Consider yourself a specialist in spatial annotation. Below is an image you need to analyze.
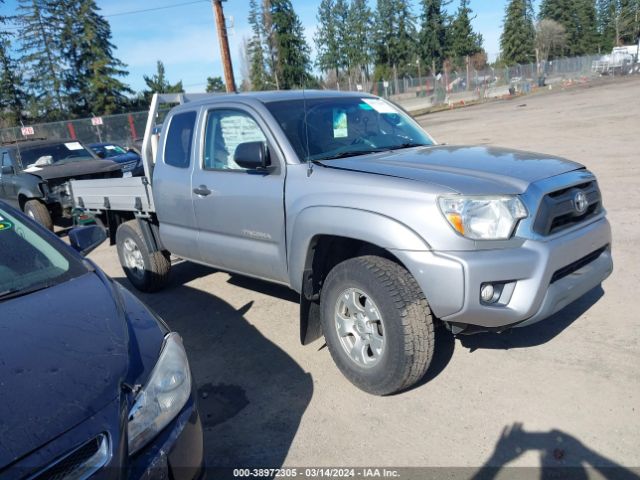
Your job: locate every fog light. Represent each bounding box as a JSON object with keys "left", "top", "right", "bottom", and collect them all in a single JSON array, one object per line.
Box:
[{"left": 481, "top": 284, "right": 496, "bottom": 303}]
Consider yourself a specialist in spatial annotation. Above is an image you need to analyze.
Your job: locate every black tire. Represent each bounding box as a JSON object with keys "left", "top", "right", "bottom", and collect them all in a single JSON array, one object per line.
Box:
[
  {"left": 320, "top": 255, "right": 435, "bottom": 395},
  {"left": 23, "top": 199, "right": 53, "bottom": 230},
  {"left": 116, "top": 220, "right": 170, "bottom": 292}
]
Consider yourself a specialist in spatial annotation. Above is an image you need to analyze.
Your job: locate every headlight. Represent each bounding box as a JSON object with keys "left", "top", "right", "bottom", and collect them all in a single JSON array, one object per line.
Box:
[
  {"left": 128, "top": 333, "right": 191, "bottom": 455},
  {"left": 438, "top": 195, "right": 528, "bottom": 240}
]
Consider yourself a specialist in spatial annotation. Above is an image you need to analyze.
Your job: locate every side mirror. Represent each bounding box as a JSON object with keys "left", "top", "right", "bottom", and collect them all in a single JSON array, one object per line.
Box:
[
  {"left": 234, "top": 141, "right": 271, "bottom": 170},
  {"left": 95, "top": 151, "right": 106, "bottom": 159},
  {"left": 1, "top": 165, "right": 14, "bottom": 175},
  {"left": 69, "top": 225, "right": 107, "bottom": 256}
]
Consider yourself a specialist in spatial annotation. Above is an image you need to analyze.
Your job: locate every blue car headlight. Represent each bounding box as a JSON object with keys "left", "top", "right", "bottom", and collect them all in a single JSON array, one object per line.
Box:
[{"left": 127, "top": 333, "right": 191, "bottom": 455}]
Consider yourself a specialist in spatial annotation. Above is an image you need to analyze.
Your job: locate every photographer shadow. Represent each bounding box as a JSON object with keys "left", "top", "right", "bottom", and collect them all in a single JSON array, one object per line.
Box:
[
  {"left": 472, "top": 423, "right": 640, "bottom": 480},
  {"left": 115, "top": 261, "right": 313, "bottom": 469}
]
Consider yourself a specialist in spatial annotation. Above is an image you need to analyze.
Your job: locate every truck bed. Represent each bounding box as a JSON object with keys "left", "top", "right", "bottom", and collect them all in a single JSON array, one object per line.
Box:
[{"left": 70, "top": 176, "right": 155, "bottom": 214}]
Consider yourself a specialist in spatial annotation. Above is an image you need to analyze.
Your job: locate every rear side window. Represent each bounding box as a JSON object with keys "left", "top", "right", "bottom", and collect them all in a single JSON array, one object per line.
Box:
[{"left": 164, "top": 111, "right": 196, "bottom": 169}]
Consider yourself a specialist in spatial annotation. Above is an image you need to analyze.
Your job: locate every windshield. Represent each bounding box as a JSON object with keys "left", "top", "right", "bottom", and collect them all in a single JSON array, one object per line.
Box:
[
  {"left": 266, "top": 97, "right": 434, "bottom": 161},
  {"left": 0, "top": 206, "right": 88, "bottom": 302},
  {"left": 91, "top": 144, "right": 128, "bottom": 158},
  {"left": 19, "top": 142, "right": 96, "bottom": 168}
]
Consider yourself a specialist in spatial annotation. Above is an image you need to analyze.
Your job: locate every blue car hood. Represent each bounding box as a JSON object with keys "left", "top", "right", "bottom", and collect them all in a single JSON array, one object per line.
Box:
[
  {"left": 0, "top": 272, "right": 129, "bottom": 467},
  {"left": 109, "top": 152, "right": 140, "bottom": 164}
]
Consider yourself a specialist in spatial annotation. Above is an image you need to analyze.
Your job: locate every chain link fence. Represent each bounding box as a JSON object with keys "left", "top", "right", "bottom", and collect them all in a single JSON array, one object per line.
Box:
[
  {"left": 334, "top": 54, "right": 619, "bottom": 113},
  {"left": 0, "top": 111, "right": 149, "bottom": 149},
  {"left": 1, "top": 54, "right": 635, "bottom": 145}
]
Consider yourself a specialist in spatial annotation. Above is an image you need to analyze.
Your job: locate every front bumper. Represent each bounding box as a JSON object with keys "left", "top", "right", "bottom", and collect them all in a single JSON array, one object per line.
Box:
[{"left": 395, "top": 216, "right": 612, "bottom": 330}]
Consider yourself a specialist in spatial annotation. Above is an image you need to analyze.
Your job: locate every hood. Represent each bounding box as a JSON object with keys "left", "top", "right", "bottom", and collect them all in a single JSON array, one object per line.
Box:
[
  {"left": 0, "top": 272, "right": 129, "bottom": 467},
  {"left": 318, "top": 145, "right": 584, "bottom": 194},
  {"left": 27, "top": 159, "right": 122, "bottom": 181},
  {"left": 107, "top": 152, "right": 140, "bottom": 164}
]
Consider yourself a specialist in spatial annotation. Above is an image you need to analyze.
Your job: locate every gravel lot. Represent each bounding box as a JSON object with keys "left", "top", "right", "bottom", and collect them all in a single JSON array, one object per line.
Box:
[{"left": 89, "top": 77, "right": 640, "bottom": 475}]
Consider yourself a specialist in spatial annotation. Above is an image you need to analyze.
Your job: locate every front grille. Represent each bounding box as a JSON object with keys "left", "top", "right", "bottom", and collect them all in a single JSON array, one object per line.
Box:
[
  {"left": 533, "top": 181, "right": 602, "bottom": 236},
  {"left": 30, "top": 433, "right": 110, "bottom": 480},
  {"left": 122, "top": 160, "right": 138, "bottom": 171},
  {"left": 550, "top": 245, "right": 608, "bottom": 284}
]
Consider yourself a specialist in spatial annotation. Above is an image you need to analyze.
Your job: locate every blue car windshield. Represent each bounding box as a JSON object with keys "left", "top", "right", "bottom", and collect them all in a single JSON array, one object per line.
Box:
[
  {"left": 0, "top": 207, "right": 87, "bottom": 301},
  {"left": 266, "top": 97, "right": 434, "bottom": 161},
  {"left": 92, "top": 144, "right": 128, "bottom": 158}
]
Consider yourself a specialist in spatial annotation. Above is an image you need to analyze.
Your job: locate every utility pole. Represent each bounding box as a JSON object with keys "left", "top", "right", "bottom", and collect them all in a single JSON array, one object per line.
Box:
[{"left": 211, "top": 0, "right": 236, "bottom": 93}]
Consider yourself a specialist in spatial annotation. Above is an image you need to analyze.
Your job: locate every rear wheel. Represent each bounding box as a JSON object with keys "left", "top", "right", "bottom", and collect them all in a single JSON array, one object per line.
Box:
[
  {"left": 116, "top": 220, "right": 170, "bottom": 292},
  {"left": 23, "top": 199, "right": 53, "bottom": 230},
  {"left": 320, "top": 255, "right": 435, "bottom": 395}
]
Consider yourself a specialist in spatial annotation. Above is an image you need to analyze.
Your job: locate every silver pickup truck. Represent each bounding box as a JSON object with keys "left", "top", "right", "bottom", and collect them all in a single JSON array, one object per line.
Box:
[{"left": 71, "top": 92, "right": 613, "bottom": 395}]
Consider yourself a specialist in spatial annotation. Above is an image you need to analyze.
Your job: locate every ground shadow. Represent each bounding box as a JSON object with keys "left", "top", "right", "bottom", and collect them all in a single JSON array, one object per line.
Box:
[
  {"left": 472, "top": 423, "right": 640, "bottom": 480},
  {"left": 459, "top": 286, "right": 604, "bottom": 352},
  {"left": 114, "top": 262, "right": 313, "bottom": 470}
]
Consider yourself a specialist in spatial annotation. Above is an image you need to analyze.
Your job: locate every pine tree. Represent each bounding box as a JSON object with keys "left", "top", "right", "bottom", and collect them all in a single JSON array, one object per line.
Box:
[
  {"left": 448, "top": 0, "right": 483, "bottom": 61},
  {"left": 1, "top": 2, "right": 27, "bottom": 126},
  {"left": 57, "top": 0, "right": 130, "bottom": 116},
  {"left": 206, "top": 76, "right": 226, "bottom": 92},
  {"left": 143, "top": 61, "right": 184, "bottom": 102},
  {"left": 17, "top": 0, "right": 66, "bottom": 119},
  {"left": 597, "top": 0, "right": 617, "bottom": 50},
  {"left": 247, "top": 0, "right": 270, "bottom": 90},
  {"left": 315, "top": 0, "right": 341, "bottom": 79},
  {"left": 419, "top": 0, "right": 449, "bottom": 73},
  {"left": 500, "top": 0, "right": 535, "bottom": 65},
  {"left": 345, "top": 0, "right": 373, "bottom": 80},
  {"left": 576, "top": 0, "right": 599, "bottom": 54},
  {"left": 268, "top": 0, "right": 312, "bottom": 89},
  {"left": 374, "top": 0, "right": 417, "bottom": 74}
]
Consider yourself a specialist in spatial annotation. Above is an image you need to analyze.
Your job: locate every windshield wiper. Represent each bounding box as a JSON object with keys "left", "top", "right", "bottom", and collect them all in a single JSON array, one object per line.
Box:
[
  {"left": 384, "top": 142, "right": 431, "bottom": 151},
  {"left": 316, "top": 149, "right": 388, "bottom": 161},
  {"left": 0, "top": 283, "right": 54, "bottom": 302}
]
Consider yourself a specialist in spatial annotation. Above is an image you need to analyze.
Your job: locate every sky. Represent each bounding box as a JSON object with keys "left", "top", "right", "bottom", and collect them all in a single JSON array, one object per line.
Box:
[{"left": 1, "top": 0, "right": 541, "bottom": 93}]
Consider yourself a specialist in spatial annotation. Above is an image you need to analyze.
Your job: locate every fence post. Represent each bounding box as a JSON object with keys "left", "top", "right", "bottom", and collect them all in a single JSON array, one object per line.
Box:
[
  {"left": 128, "top": 114, "right": 138, "bottom": 143},
  {"left": 67, "top": 122, "right": 77, "bottom": 140}
]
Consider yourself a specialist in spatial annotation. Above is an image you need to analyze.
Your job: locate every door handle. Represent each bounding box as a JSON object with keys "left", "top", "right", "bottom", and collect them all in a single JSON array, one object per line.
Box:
[{"left": 193, "top": 185, "right": 212, "bottom": 197}]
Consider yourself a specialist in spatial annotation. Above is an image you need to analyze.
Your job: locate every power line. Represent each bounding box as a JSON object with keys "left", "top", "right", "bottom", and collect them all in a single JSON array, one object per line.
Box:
[{"left": 103, "top": 0, "right": 209, "bottom": 18}]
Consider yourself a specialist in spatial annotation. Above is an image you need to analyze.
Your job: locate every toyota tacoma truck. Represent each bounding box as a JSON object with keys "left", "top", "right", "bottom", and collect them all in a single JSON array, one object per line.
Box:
[
  {"left": 0, "top": 138, "right": 122, "bottom": 229},
  {"left": 70, "top": 92, "right": 613, "bottom": 395}
]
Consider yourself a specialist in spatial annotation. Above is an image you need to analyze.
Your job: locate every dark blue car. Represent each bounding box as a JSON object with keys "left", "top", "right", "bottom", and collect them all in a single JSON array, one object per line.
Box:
[
  {"left": 88, "top": 143, "right": 144, "bottom": 177},
  {"left": 0, "top": 201, "right": 203, "bottom": 478}
]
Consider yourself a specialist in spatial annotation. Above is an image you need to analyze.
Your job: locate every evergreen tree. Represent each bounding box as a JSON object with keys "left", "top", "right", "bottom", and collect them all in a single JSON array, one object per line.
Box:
[
  {"left": 419, "top": 0, "right": 449, "bottom": 73},
  {"left": 17, "top": 0, "right": 66, "bottom": 119},
  {"left": 268, "top": 0, "right": 312, "bottom": 89},
  {"left": 598, "top": 0, "right": 618, "bottom": 50},
  {"left": 57, "top": 0, "right": 130, "bottom": 116},
  {"left": 315, "top": 0, "right": 342, "bottom": 79},
  {"left": 247, "top": 0, "right": 270, "bottom": 90},
  {"left": 373, "top": 0, "right": 417, "bottom": 74},
  {"left": 500, "top": 0, "right": 535, "bottom": 65},
  {"left": 345, "top": 0, "right": 373, "bottom": 80},
  {"left": 448, "top": 0, "right": 483, "bottom": 61},
  {"left": 1, "top": 2, "right": 27, "bottom": 125},
  {"left": 206, "top": 76, "right": 226, "bottom": 92},
  {"left": 540, "top": 0, "right": 600, "bottom": 55},
  {"left": 143, "top": 61, "right": 183, "bottom": 102}
]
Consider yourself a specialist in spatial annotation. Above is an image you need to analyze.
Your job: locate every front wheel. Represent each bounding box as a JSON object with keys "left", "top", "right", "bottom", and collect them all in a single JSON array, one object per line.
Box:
[
  {"left": 23, "top": 199, "right": 53, "bottom": 230},
  {"left": 320, "top": 256, "right": 435, "bottom": 395},
  {"left": 116, "top": 220, "right": 170, "bottom": 292}
]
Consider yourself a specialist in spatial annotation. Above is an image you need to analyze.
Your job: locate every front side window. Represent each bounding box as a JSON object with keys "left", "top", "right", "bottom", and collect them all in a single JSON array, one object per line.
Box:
[
  {"left": 266, "top": 97, "right": 434, "bottom": 161},
  {"left": 0, "top": 206, "right": 87, "bottom": 301},
  {"left": 164, "top": 111, "right": 197, "bottom": 169},
  {"left": 1, "top": 152, "right": 12, "bottom": 170},
  {"left": 203, "top": 109, "right": 266, "bottom": 170}
]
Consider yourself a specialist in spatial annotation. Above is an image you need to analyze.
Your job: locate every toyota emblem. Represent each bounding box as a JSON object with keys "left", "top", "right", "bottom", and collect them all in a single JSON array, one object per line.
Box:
[{"left": 574, "top": 191, "right": 588, "bottom": 214}]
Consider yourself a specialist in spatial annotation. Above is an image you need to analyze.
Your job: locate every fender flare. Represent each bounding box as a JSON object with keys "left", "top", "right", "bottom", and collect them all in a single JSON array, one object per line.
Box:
[{"left": 288, "top": 206, "right": 430, "bottom": 292}]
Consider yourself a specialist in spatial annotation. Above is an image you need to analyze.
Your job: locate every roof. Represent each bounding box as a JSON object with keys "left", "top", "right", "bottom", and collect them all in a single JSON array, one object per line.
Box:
[
  {"left": 172, "top": 89, "right": 377, "bottom": 110},
  {"left": 1, "top": 139, "right": 80, "bottom": 150}
]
